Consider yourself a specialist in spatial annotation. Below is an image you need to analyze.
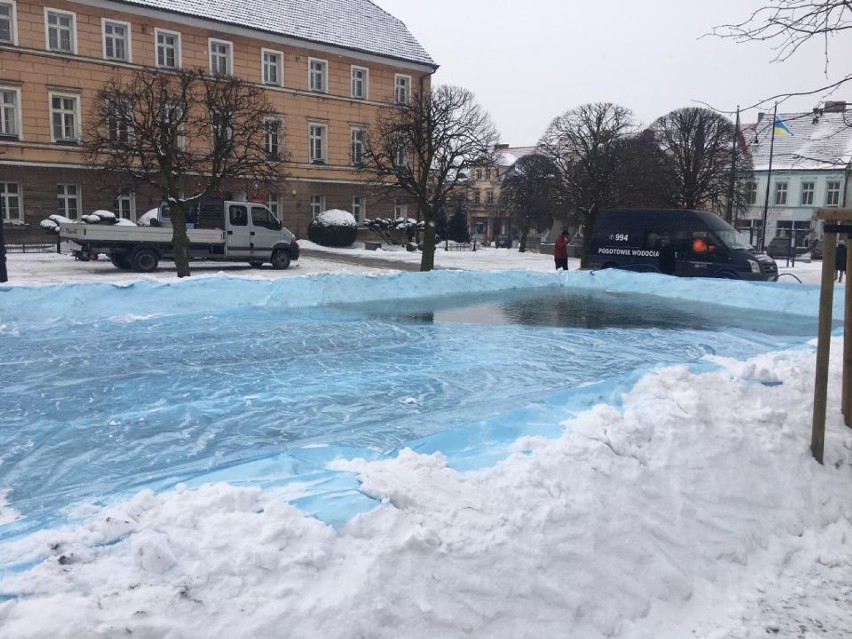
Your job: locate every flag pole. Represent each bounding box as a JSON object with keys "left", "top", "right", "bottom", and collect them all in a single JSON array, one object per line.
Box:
[
  {"left": 760, "top": 103, "right": 777, "bottom": 251},
  {"left": 726, "top": 106, "right": 740, "bottom": 224}
]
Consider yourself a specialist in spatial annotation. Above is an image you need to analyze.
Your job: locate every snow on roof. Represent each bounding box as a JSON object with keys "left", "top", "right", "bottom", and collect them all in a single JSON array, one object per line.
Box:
[
  {"left": 746, "top": 110, "right": 852, "bottom": 172},
  {"left": 495, "top": 145, "right": 539, "bottom": 167},
  {"left": 112, "top": 0, "right": 436, "bottom": 67}
]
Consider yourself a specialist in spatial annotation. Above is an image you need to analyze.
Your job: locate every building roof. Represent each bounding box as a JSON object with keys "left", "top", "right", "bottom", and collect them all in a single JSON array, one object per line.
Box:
[
  {"left": 745, "top": 109, "right": 852, "bottom": 172},
  {"left": 113, "top": 0, "right": 437, "bottom": 68},
  {"left": 495, "top": 145, "right": 538, "bottom": 167}
]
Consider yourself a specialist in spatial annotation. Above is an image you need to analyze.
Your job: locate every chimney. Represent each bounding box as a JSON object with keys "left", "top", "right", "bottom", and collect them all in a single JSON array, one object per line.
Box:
[
  {"left": 757, "top": 112, "right": 765, "bottom": 123},
  {"left": 824, "top": 101, "right": 847, "bottom": 113}
]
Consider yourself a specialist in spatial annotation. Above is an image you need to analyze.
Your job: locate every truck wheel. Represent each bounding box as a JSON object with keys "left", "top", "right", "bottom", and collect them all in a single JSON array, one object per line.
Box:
[
  {"left": 132, "top": 248, "right": 159, "bottom": 273},
  {"left": 715, "top": 270, "right": 738, "bottom": 280},
  {"left": 249, "top": 261, "right": 264, "bottom": 269},
  {"left": 271, "top": 249, "right": 291, "bottom": 270},
  {"left": 110, "top": 254, "right": 132, "bottom": 270}
]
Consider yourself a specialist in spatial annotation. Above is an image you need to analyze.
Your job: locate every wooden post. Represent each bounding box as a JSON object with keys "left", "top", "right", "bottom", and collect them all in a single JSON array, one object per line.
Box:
[
  {"left": 812, "top": 230, "right": 837, "bottom": 464},
  {"left": 845, "top": 236, "right": 852, "bottom": 425}
]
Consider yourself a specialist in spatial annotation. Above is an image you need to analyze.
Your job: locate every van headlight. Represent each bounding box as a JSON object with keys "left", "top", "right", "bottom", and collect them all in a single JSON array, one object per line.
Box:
[{"left": 747, "top": 259, "right": 760, "bottom": 273}]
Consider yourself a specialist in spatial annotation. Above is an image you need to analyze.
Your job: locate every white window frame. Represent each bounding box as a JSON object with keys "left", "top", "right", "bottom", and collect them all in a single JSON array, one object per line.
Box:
[
  {"left": 774, "top": 181, "right": 788, "bottom": 206},
  {"left": 747, "top": 180, "right": 758, "bottom": 205},
  {"left": 394, "top": 200, "right": 408, "bottom": 219},
  {"left": 262, "top": 49, "right": 283, "bottom": 86},
  {"left": 49, "top": 92, "right": 80, "bottom": 143},
  {"left": 394, "top": 141, "right": 408, "bottom": 168},
  {"left": 155, "top": 28, "right": 181, "bottom": 69},
  {"left": 208, "top": 38, "right": 232, "bottom": 76},
  {"left": 394, "top": 74, "right": 411, "bottom": 104},
  {"left": 158, "top": 103, "right": 185, "bottom": 149},
  {"left": 351, "top": 65, "right": 368, "bottom": 100},
  {"left": 106, "top": 98, "right": 131, "bottom": 142},
  {"left": 308, "top": 58, "right": 327, "bottom": 93},
  {"left": 310, "top": 194, "right": 326, "bottom": 218},
  {"left": 102, "top": 18, "right": 131, "bottom": 62},
  {"left": 308, "top": 122, "right": 327, "bottom": 163},
  {"left": 0, "top": 86, "right": 21, "bottom": 139},
  {"left": 826, "top": 180, "right": 842, "bottom": 207},
  {"left": 57, "top": 183, "right": 80, "bottom": 219},
  {"left": 45, "top": 7, "right": 76, "bottom": 54},
  {"left": 800, "top": 181, "right": 815, "bottom": 206},
  {"left": 0, "top": 182, "right": 22, "bottom": 222},
  {"left": 0, "top": 1, "right": 19, "bottom": 46},
  {"left": 114, "top": 190, "right": 136, "bottom": 221},
  {"left": 264, "top": 117, "right": 282, "bottom": 158},
  {"left": 350, "top": 127, "right": 366, "bottom": 166},
  {"left": 352, "top": 196, "right": 365, "bottom": 223},
  {"left": 266, "top": 193, "right": 280, "bottom": 218}
]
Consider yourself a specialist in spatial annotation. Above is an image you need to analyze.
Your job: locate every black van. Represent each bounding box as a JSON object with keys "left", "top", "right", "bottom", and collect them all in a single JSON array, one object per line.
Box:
[{"left": 588, "top": 209, "right": 778, "bottom": 281}]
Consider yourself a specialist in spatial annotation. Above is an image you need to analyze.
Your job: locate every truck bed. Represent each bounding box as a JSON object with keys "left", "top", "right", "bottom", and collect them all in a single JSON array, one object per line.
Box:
[{"left": 59, "top": 223, "right": 224, "bottom": 247}]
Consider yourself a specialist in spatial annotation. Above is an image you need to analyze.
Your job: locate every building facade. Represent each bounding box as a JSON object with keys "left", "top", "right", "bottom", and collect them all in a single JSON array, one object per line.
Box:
[
  {"left": 466, "top": 144, "right": 542, "bottom": 246},
  {"left": 0, "top": 0, "right": 436, "bottom": 242},
  {"left": 738, "top": 103, "right": 852, "bottom": 251}
]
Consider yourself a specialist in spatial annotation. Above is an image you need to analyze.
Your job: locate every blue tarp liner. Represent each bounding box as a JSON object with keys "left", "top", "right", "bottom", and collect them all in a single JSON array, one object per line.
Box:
[{"left": 0, "top": 270, "right": 834, "bottom": 542}]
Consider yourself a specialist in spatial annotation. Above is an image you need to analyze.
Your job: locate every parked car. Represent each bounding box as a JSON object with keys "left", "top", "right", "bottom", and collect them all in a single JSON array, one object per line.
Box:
[{"left": 766, "top": 236, "right": 806, "bottom": 259}]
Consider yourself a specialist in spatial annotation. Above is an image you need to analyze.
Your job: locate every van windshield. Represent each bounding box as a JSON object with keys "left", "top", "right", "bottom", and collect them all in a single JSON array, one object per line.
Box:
[{"left": 714, "top": 230, "right": 754, "bottom": 251}]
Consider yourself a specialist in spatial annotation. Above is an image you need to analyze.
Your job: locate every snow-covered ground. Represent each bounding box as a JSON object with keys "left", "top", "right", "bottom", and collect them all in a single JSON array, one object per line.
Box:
[{"left": 0, "top": 247, "right": 851, "bottom": 639}]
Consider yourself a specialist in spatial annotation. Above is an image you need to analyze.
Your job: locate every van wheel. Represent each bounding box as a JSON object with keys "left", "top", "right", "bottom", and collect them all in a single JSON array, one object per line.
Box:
[
  {"left": 132, "top": 248, "right": 159, "bottom": 273},
  {"left": 249, "top": 261, "right": 264, "bottom": 269},
  {"left": 271, "top": 249, "right": 291, "bottom": 270},
  {"left": 110, "top": 254, "right": 132, "bottom": 270},
  {"left": 715, "top": 270, "right": 738, "bottom": 280}
]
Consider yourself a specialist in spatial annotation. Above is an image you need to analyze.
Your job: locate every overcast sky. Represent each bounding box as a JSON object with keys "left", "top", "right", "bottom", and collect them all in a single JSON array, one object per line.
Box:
[{"left": 373, "top": 0, "right": 852, "bottom": 145}]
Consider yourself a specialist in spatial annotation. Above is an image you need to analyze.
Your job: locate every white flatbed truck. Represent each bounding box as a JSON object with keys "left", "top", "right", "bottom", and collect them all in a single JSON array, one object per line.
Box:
[{"left": 59, "top": 199, "right": 300, "bottom": 272}]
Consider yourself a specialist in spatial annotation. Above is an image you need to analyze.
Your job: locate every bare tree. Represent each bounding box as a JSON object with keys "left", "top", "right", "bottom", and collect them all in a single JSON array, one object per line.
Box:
[
  {"left": 610, "top": 132, "right": 679, "bottom": 210},
  {"left": 651, "top": 108, "right": 754, "bottom": 215},
  {"left": 361, "top": 84, "right": 499, "bottom": 271},
  {"left": 538, "top": 103, "right": 636, "bottom": 267},
  {"left": 500, "top": 154, "right": 563, "bottom": 252},
  {"left": 711, "top": 1, "right": 852, "bottom": 105},
  {"left": 84, "top": 67, "right": 287, "bottom": 277}
]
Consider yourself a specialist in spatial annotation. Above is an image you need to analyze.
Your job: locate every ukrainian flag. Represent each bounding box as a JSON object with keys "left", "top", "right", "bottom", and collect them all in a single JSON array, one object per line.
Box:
[{"left": 774, "top": 115, "right": 793, "bottom": 136}]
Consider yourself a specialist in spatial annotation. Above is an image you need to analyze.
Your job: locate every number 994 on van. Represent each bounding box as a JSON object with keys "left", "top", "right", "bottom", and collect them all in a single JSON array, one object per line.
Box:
[{"left": 588, "top": 209, "right": 778, "bottom": 281}]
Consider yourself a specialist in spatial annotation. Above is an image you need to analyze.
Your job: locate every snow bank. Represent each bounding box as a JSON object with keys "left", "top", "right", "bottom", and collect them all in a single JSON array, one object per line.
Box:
[
  {"left": 2, "top": 268, "right": 840, "bottom": 331},
  {"left": 0, "top": 270, "right": 558, "bottom": 328},
  {"left": 1, "top": 344, "right": 850, "bottom": 638}
]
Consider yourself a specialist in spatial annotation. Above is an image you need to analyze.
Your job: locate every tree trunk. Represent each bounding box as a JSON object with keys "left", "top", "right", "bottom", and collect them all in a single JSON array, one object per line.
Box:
[
  {"left": 420, "top": 208, "right": 436, "bottom": 272},
  {"left": 170, "top": 204, "right": 192, "bottom": 278},
  {"left": 518, "top": 220, "right": 531, "bottom": 253}
]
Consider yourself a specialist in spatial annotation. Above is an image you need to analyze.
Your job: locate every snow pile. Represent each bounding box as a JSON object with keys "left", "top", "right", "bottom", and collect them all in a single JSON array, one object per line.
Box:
[{"left": 0, "top": 344, "right": 850, "bottom": 638}]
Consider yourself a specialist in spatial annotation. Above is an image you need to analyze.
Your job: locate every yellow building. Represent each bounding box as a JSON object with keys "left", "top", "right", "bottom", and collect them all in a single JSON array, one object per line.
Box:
[{"left": 0, "top": 0, "right": 436, "bottom": 241}]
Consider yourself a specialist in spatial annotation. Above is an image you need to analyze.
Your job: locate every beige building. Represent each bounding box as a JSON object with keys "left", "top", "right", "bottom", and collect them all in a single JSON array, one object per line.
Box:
[
  {"left": 467, "top": 144, "right": 540, "bottom": 245},
  {"left": 0, "top": 0, "right": 436, "bottom": 242}
]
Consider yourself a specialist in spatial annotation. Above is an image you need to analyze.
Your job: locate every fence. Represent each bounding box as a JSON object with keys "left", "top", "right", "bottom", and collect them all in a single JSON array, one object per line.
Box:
[{"left": 5, "top": 242, "right": 57, "bottom": 254}]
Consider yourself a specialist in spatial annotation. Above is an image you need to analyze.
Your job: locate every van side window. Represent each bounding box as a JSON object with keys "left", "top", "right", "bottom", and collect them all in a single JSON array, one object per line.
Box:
[
  {"left": 251, "top": 205, "right": 279, "bottom": 230},
  {"left": 229, "top": 205, "right": 248, "bottom": 226}
]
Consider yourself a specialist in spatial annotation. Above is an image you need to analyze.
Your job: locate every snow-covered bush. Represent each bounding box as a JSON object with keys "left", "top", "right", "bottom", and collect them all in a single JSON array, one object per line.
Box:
[
  {"left": 39, "top": 214, "right": 77, "bottom": 233},
  {"left": 308, "top": 209, "right": 357, "bottom": 247},
  {"left": 85, "top": 210, "right": 118, "bottom": 224},
  {"left": 363, "top": 217, "right": 423, "bottom": 246},
  {"left": 136, "top": 208, "right": 160, "bottom": 226}
]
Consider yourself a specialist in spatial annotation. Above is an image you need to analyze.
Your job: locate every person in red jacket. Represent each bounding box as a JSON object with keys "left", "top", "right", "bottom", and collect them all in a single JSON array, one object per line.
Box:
[{"left": 554, "top": 229, "right": 569, "bottom": 270}]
